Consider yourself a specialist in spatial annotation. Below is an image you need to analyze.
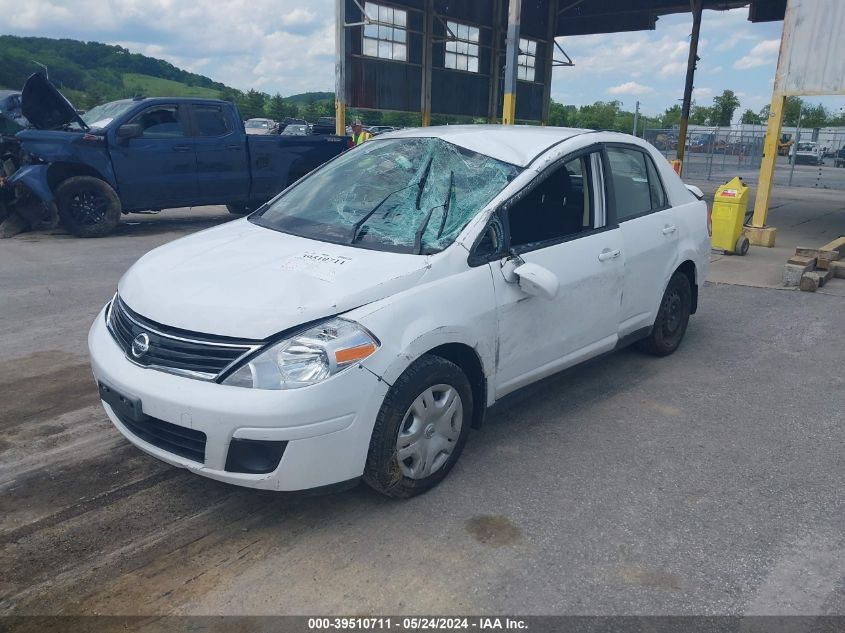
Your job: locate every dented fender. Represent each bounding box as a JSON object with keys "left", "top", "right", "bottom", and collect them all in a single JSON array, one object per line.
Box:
[{"left": 5, "top": 164, "right": 53, "bottom": 203}]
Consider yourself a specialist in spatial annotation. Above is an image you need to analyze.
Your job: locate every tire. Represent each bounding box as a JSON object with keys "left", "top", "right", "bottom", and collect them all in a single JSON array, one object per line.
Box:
[
  {"left": 226, "top": 204, "right": 250, "bottom": 215},
  {"left": 55, "top": 176, "right": 121, "bottom": 238},
  {"left": 363, "top": 355, "right": 473, "bottom": 498},
  {"left": 735, "top": 235, "right": 750, "bottom": 256},
  {"left": 636, "top": 271, "right": 692, "bottom": 357}
]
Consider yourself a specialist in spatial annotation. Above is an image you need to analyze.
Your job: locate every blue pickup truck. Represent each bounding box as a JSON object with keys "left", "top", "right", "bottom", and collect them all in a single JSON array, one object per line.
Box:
[{"left": 7, "top": 74, "right": 349, "bottom": 237}]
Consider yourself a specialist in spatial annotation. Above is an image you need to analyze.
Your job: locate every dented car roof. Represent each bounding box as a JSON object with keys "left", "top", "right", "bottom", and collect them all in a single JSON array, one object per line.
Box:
[{"left": 380, "top": 124, "right": 594, "bottom": 167}]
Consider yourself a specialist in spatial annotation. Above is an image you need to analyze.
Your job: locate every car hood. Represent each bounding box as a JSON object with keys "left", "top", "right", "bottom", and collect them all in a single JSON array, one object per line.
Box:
[
  {"left": 118, "top": 219, "right": 431, "bottom": 340},
  {"left": 21, "top": 72, "right": 88, "bottom": 131}
]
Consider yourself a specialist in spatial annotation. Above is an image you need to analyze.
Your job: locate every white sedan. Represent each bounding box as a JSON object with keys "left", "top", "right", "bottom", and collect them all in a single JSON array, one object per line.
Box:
[{"left": 88, "top": 125, "right": 710, "bottom": 498}]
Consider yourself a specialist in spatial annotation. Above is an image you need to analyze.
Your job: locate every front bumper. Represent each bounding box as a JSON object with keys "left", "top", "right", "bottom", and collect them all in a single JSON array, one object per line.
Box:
[{"left": 88, "top": 307, "right": 389, "bottom": 491}]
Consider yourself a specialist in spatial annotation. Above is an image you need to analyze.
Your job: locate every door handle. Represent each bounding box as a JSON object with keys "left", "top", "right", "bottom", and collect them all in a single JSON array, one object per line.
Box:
[
  {"left": 172, "top": 145, "right": 192, "bottom": 152},
  {"left": 598, "top": 249, "right": 621, "bottom": 262},
  {"left": 662, "top": 225, "right": 678, "bottom": 235},
  {"left": 225, "top": 145, "right": 242, "bottom": 151}
]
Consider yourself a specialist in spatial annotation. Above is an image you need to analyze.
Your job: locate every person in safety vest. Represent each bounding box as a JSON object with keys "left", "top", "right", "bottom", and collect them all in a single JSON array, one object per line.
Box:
[{"left": 351, "top": 119, "right": 372, "bottom": 145}]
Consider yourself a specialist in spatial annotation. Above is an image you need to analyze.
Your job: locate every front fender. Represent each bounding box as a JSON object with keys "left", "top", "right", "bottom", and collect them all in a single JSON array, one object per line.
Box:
[{"left": 6, "top": 164, "right": 53, "bottom": 204}]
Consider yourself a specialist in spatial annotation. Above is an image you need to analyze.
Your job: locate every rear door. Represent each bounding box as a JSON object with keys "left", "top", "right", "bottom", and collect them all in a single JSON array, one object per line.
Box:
[
  {"left": 109, "top": 103, "right": 198, "bottom": 209},
  {"left": 484, "top": 148, "right": 624, "bottom": 396},
  {"left": 605, "top": 145, "right": 679, "bottom": 336},
  {"left": 189, "top": 103, "right": 250, "bottom": 204}
]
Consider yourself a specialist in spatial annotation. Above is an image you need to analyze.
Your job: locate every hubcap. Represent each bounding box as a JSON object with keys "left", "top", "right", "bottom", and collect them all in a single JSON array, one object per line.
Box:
[
  {"left": 664, "top": 290, "right": 682, "bottom": 335},
  {"left": 396, "top": 384, "right": 463, "bottom": 480}
]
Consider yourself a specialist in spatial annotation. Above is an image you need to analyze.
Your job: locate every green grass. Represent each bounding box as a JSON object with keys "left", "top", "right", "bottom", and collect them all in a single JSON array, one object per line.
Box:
[{"left": 122, "top": 73, "right": 221, "bottom": 98}]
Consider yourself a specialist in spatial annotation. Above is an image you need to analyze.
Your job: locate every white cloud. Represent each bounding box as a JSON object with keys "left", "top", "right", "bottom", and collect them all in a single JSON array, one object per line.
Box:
[
  {"left": 608, "top": 81, "right": 655, "bottom": 95},
  {"left": 660, "top": 62, "right": 687, "bottom": 77},
  {"left": 734, "top": 39, "right": 780, "bottom": 70},
  {"left": 693, "top": 87, "right": 713, "bottom": 99}
]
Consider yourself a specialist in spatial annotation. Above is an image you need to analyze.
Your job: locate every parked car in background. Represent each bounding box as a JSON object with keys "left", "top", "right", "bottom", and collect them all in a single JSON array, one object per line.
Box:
[
  {"left": 790, "top": 141, "right": 824, "bottom": 165},
  {"left": 367, "top": 126, "right": 398, "bottom": 136},
  {"left": 312, "top": 116, "right": 337, "bottom": 135},
  {"left": 281, "top": 124, "right": 309, "bottom": 136},
  {"left": 834, "top": 147, "right": 845, "bottom": 168},
  {"left": 89, "top": 125, "right": 710, "bottom": 498},
  {"left": 6, "top": 73, "right": 348, "bottom": 236},
  {"left": 278, "top": 117, "right": 308, "bottom": 133},
  {"left": 245, "top": 118, "right": 277, "bottom": 135}
]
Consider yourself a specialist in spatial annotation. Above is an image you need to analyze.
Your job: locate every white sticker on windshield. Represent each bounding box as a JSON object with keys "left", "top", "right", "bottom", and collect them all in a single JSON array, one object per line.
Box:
[{"left": 280, "top": 251, "right": 353, "bottom": 282}]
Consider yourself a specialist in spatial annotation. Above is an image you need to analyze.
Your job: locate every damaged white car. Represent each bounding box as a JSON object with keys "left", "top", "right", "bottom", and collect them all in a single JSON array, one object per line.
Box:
[{"left": 88, "top": 125, "right": 710, "bottom": 498}]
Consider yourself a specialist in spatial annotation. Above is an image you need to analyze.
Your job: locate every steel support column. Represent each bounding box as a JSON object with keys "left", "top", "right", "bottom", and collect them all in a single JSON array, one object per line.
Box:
[
  {"left": 749, "top": 3, "right": 794, "bottom": 246},
  {"left": 420, "top": 0, "right": 434, "bottom": 126},
  {"left": 676, "top": 0, "right": 702, "bottom": 172},
  {"left": 487, "top": 0, "right": 503, "bottom": 123},
  {"left": 334, "top": 0, "right": 346, "bottom": 136},
  {"left": 540, "top": 0, "right": 558, "bottom": 125},
  {"left": 502, "top": 0, "right": 521, "bottom": 125}
]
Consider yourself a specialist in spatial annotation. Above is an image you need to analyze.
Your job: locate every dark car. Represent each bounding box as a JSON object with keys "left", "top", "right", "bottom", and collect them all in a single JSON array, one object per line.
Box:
[
  {"left": 311, "top": 116, "right": 337, "bottom": 135},
  {"left": 278, "top": 117, "right": 308, "bottom": 133},
  {"left": 5, "top": 74, "right": 350, "bottom": 237}
]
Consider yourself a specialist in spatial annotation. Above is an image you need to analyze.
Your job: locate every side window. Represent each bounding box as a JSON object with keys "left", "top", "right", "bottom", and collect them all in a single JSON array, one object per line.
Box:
[
  {"left": 130, "top": 105, "right": 183, "bottom": 138},
  {"left": 507, "top": 154, "right": 595, "bottom": 250},
  {"left": 645, "top": 155, "right": 667, "bottom": 209},
  {"left": 193, "top": 104, "right": 231, "bottom": 137},
  {"left": 472, "top": 214, "right": 505, "bottom": 263},
  {"left": 606, "top": 146, "right": 666, "bottom": 221}
]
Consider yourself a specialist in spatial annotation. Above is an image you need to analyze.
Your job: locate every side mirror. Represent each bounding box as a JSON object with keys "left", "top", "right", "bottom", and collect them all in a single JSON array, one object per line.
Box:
[
  {"left": 116, "top": 123, "right": 142, "bottom": 140},
  {"left": 513, "top": 262, "right": 559, "bottom": 300}
]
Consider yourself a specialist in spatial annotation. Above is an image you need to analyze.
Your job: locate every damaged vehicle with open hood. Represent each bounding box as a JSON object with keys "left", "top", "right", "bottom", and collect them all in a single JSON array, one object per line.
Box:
[
  {"left": 89, "top": 125, "right": 711, "bottom": 498},
  {"left": 4, "top": 73, "right": 348, "bottom": 238}
]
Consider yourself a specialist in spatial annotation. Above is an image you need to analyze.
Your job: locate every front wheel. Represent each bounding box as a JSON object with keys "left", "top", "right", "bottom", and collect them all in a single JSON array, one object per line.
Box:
[
  {"left": 364, "top": 355, "right": 473, "bottom": 498},
  {"left": 637, "top": 271, "right": 692, "bottom": 357},
  {"left": 55, "top": 176, "right": 121, "bottom": 237}
]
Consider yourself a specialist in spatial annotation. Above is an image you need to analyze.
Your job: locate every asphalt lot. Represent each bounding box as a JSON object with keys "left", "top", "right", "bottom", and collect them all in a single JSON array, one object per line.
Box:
[{"left": 0, "top": 206, "right": 844, "bottom": 617}]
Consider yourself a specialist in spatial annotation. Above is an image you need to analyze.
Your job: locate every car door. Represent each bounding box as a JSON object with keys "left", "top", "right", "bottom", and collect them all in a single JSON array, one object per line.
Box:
[
  {"left": 482, "top": 149, "right": 624, "bottom": 397},
  {"left": 190, "top": 103, "right": 250, "bottom": 204},
  {"left": 109, "top": 103, "right": 198, "bottom": 209},
  {"left": 605, "top": 145, "right": 679, "bottom": 336}
]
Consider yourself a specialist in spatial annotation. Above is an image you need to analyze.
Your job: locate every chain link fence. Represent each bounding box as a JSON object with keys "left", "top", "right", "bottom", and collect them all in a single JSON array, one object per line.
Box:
[{"left": 644, "top": 126, "right": 845, "bottom": 190}]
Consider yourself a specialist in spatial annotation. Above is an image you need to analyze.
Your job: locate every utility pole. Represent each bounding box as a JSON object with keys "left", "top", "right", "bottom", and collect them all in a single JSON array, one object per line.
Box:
[
  {"left": 334, "top": 0, "right": 346, "bottom": 137},
  {"left": 788, "top": 101, "right": 803, "bottom": 187},
  {"left": 632, "top": 100, "right": 640, "bottom": 137},
  {"left": 675, "top": 0, "right": 703, "bottom": 173}
]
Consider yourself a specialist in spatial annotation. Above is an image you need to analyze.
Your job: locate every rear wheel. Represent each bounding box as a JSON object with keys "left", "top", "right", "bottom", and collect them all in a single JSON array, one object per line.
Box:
[
  {"left": 637, "top": 271, "right": 692, "bottom": 357},
  {"left": 364, "top": 355, "right": 472, "bottom": 498},
  {"left": 55, "top": 176, "right": 121, "bottom": 238}
]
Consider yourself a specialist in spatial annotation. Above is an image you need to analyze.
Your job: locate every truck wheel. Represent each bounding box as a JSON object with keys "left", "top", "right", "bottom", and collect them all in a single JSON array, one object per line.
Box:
[
  {"left": 364, "top": 355, "right": 472, "bottom": 498},
  {"left": 226, "top": 204, "right": 250, "bottom": 215},
  {"left": 55, "top": 176, "right": 121, "bottom": 238}
]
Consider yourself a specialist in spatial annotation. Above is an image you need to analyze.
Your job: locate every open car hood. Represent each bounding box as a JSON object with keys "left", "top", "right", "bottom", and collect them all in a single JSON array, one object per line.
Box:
[{"left": 21, "top": 73, "right": 88, "bottom": 131}]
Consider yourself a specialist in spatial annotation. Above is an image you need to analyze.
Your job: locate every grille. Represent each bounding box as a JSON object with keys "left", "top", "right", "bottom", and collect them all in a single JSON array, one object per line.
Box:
[
  {"left": 107, "top": 296, "right": 260, "bottom": 380},
  {"left": 116, "top": 410, "right": 207, "bottom": 463}
]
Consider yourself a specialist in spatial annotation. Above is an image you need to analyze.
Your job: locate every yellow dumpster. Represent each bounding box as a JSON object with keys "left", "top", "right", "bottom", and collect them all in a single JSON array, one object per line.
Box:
[{"left": 711, "top": 176, "right": 750, "bottom": 255}]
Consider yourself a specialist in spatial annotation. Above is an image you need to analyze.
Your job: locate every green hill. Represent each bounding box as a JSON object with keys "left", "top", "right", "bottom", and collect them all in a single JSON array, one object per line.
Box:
[
  {"left": 122, "top": 73, "right": 221, "bottom": 99},
  {"left": 0, "top": 35, "right": 231, "bottom": 108},
  {"left": 285, "top": 91, "right": 334, "bottom": 103}
]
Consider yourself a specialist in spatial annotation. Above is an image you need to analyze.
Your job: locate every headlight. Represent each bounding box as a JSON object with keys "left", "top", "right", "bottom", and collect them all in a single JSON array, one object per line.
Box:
[{"left": 221, "top": 318, "right": 379, "bottom": 390}]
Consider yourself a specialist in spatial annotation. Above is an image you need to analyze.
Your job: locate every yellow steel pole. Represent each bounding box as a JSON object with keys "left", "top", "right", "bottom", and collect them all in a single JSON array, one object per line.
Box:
[
  {"left": 334, "top": 0, "right": 346, "bottom": 136},
  {"left": 502, "top": 0, "right": 521, "bottom": 125}
]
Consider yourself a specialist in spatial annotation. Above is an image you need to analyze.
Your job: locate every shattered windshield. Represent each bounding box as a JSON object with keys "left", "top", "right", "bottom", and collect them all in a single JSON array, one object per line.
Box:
[
  {"left": 251, "top": 137, "right": 521, "bottom": 254},
  {"left": 81, "top": 101, "right": 136, "bottom": 129}
]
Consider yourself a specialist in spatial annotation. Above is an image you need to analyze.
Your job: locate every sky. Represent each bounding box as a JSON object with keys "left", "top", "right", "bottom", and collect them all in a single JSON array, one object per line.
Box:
[{"left": 2, "top": 0, "right": 843, "bottom": 119}]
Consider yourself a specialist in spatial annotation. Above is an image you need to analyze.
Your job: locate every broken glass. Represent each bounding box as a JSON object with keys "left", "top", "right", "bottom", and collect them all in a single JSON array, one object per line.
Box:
[{"left": 252, "top": 137, "right": 521, "bottom": 254}]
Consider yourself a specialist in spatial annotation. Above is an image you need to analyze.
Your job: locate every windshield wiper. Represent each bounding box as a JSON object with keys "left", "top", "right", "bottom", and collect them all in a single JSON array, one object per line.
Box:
[
  {"left": 435, "top": 170, "right": 454, "bottom": 239},
  {"left": 415, "top": 155, "right": 434, "bottom": 210},
  {"left": 349, "top": 182, "right": 417, "bottom": 244},
  {"left": 414, "top": 170, "right": 454, "bottom": 254}
]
